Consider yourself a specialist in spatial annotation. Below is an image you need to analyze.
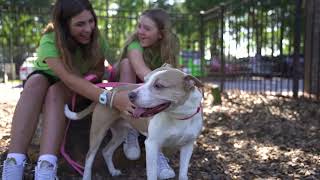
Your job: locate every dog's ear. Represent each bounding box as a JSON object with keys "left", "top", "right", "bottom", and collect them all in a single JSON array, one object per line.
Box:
[
  {"left": 144, "top": 64, "right": 172, "bottom": 82},
  {"left": 144, "top": 68, "right": 166, "bottom": 82},
  {"left": 161, "top": 63, "right": 173, "bottom": 68},
  {"left": 183, "top": 75, "right": 204, "bottom": 90},
  {"left": 144, "top": 73, "right": 152, "bottom": 82}
]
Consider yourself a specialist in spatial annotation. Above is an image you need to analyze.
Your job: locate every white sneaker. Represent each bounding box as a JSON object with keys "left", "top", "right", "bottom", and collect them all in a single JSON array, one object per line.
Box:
[
  {"left": 123, "top": 129, "right": 141, "bottom": 160},
  {"left": 158, "top": 152, "right": 175, "bottom": 179},
  {"left": 34, "top": 160, "right": 58, "bottom": 180},
  {"left": 1, "top": 157, "right": 25, "bottom": 180}
]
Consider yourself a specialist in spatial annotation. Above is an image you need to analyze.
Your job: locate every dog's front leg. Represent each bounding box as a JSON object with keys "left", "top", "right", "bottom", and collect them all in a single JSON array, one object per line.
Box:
[
  {"left": 145, "top": 139, "right": 159, "bottom": 180},
  {"left": 178, "top": 142, "right": 194, "bottom": 180}
]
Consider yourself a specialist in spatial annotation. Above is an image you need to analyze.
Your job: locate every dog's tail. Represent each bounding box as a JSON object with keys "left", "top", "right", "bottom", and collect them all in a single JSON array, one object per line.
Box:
[{"left": 64, "top": 103, "right": 96, "bottom": 120}]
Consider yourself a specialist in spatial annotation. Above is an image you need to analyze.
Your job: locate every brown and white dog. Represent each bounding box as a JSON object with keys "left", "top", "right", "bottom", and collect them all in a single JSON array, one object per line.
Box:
[{"left": 64, "top": 66, "right": 203, "bottom": 180}]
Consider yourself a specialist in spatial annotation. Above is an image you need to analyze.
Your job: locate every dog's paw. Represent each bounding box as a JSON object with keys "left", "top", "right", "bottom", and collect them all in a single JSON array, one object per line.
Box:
[
  {"left": 158, "top": 168, "right": 175, "bottom": 179},
  {"left": 110, "top": 169, "right": 122, "bottom": 176}
]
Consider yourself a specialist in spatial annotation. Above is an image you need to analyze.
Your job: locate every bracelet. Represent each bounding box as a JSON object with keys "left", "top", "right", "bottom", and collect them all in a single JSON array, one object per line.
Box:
[{"left": 109, "top": 88, "right": 119, "bottom": 109}]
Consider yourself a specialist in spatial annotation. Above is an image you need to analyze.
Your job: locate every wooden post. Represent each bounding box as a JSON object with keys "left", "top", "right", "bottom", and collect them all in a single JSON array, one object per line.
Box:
[{"left": 206, "top": 83, "right": 221, "bottom": 105}]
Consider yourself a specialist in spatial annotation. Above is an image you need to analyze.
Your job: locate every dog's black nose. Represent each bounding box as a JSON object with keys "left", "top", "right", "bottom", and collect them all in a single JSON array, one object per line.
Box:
[{"left": 128, "top": 91, "right": 137, "bottom": 102}]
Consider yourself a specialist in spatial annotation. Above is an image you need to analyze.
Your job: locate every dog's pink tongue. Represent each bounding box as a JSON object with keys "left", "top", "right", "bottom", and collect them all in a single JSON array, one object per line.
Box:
[{"left": 133, "top": 107, "right": 146, "bottom": 118}]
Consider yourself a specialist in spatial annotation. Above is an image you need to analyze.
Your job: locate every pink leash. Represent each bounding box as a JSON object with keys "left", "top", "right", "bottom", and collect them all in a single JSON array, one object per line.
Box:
[{"left": 60, "top": 72, "right": 131, "bottom": 176}]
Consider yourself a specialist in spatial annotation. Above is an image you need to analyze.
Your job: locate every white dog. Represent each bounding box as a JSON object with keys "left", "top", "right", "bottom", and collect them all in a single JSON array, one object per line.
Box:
[{"left": 65, "top": 66, "right": 203, "bottom": 180}]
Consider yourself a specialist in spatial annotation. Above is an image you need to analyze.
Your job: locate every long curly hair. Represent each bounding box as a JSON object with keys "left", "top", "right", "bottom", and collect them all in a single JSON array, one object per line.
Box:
[
  {"left": 43, "top": 0, "right": 103, "bottom": 73},
  {"left": 120, "top": 8, "right": 180, "bottom": 68}
]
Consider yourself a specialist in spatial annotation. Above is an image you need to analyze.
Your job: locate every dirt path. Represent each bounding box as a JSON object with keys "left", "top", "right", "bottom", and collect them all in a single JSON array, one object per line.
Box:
[
  {"left": 0, "top": 83, "right": 21, "bottom": 155},
  {"left": 0, "top": 83, "right": 319, "bottom": 179}
]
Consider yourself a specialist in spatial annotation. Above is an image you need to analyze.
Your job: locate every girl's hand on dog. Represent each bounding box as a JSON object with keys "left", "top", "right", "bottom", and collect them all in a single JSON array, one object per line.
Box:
[{"left": 113, "top": 90, "right": 135, "bottom": 116}]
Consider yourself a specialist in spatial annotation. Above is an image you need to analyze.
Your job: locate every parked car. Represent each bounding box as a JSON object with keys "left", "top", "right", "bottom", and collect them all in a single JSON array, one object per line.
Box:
[
  {"left": 283, "top": 55, "right": 304, "bottom": 78},
  {"left": 19, "top": 56, "right": 37, "bottom": 85},
  {"left": 210, "top": 56, "right": 241, "bottom": 74},
  {"left": 248, "top": 56, "right": 273, "bottom": 75}
]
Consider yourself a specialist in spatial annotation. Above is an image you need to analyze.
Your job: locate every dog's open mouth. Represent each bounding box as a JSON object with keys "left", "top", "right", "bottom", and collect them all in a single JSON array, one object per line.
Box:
[{"left": 132, "top": 102, "right": 171, "bottom": 118}]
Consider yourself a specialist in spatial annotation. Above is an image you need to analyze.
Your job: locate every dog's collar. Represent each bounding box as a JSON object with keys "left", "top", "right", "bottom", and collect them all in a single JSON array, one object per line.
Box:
[{"left": 176, "top": 104, "right": 202, "bottom": 120}]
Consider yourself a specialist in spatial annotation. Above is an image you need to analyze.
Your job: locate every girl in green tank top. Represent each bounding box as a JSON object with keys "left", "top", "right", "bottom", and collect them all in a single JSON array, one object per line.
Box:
[{"left": 2, "top": 1, "right": 131, "bottom": 179}]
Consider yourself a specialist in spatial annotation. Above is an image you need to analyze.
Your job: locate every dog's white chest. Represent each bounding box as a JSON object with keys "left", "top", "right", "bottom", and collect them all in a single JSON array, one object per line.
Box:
[
  {"left": 163, "top": 132, "right": 196, "bottom": 147},
  {"left": 148, "top": 113, "right": 202, "bottom": 147}
]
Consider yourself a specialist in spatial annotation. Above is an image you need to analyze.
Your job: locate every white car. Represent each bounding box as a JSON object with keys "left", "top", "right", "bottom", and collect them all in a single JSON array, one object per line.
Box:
[{"left": 19, "top": 56, "right": 37, "bottom": 85}]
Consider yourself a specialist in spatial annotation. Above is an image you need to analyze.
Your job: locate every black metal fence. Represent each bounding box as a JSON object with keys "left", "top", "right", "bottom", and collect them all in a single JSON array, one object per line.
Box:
[
  {"left": 0, "top": 5, "right": 51, "bottom": 81},
  {"left": 2, "top": 1, "right": 319, "bottom": 100},
  {"left": 199, "top": 0, "right": 307, "bottom": 98}
]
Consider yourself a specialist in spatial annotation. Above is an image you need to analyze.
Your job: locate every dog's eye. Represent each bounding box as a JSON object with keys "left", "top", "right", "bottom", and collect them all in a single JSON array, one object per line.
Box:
[{"left": 154, "top": 83, "right": 165, "bottom": 89}]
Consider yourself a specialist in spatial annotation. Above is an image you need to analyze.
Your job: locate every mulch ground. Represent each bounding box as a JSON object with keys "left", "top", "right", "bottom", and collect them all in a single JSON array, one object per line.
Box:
[{"left": 0, "top": 83, "right": 319, "bottom": 179}]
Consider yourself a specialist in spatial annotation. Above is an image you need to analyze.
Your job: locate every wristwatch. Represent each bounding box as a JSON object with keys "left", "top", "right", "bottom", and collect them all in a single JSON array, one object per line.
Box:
[{"left": 99, "top": 90, "right": 109, "bottom": 105}]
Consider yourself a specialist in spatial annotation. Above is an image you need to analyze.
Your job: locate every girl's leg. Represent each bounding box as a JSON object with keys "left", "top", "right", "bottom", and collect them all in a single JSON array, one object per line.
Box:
[
  {"left": 119, "top": 58, "right": 136, "bottom": 82},
  {"left": 119, "top": 58, "right": 141, "bottom": 160},
  {"left": 9, "top": 74, "right": 50, "bottom": 154},
  {"left": 2, "top": 74, "right": 50, "bottom": 180},
  {"left": 35, "top": 81, "right": 72, "bottom": 179},
  {"left": 40, "top": 81, "right": 72, "bottom": 155}
]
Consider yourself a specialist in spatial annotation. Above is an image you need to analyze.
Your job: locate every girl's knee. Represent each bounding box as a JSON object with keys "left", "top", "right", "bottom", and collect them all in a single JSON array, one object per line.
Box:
[
  {"left": 120, "top": 58, "right": 132, "bottom": 70},
  {"left": 23, "top": 75, "right": 50, "bottom": 93},
  {"left": 120, "top": 58, "right": 135, "bottom": 73},
  {"left": 119, "top": 58, "right": 137, "bottom": 82},
  {"left": 46, "top": 83, "right": 71, "bottom": 103}
]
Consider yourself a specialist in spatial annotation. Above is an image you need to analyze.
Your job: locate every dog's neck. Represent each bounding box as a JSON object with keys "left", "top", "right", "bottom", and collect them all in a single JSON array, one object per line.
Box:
[{"left": 166, "top": 88, "right": 202, "bottom": 120}]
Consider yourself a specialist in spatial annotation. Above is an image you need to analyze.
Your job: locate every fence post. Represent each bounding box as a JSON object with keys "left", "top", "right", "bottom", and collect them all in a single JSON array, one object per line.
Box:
[
  {"left": 105, "top": 0, "right": 109, "bottom": 39},
  {"left": 199, "top": 12, "right": 205, "bottom": 77},
  {"left": 304, "top": 0, "right": 320, "bottom": 99},
  {"left": 293, "top": 0, "right": 302, "bottom": 98},
  {"left": 219, "top": 4, "right": 225, "bottom": 91}
]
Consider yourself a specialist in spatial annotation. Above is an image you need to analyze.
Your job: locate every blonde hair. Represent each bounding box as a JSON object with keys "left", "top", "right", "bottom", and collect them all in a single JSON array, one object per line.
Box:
[
  {"left": 43, "top": 0, "right": 103, "bottom": 73},
  {"left": 121, "top": 8, "right": 180, "bottom": 68}
]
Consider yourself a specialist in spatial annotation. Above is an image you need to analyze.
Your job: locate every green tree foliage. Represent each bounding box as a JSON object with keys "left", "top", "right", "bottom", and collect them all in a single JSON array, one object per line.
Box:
[
  {"left": 184, "top": 0, "right": 223, "bottom": 12},
  {"left": 0, "top": 0, "right": 52, "bottom": 68},
  {"left": 0, "top": 0, "right": 53, "bottom": 7},
  {"left": 190, "top": 0, "right": 299, "bottom": 60}
]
